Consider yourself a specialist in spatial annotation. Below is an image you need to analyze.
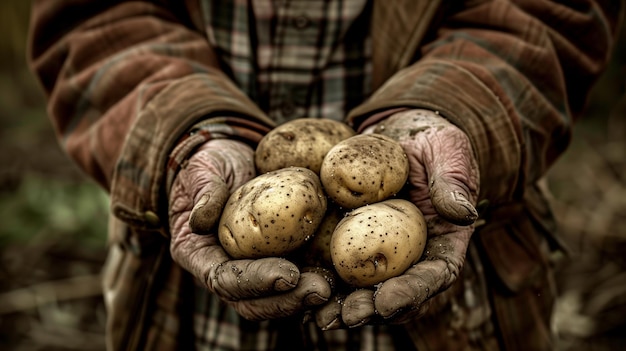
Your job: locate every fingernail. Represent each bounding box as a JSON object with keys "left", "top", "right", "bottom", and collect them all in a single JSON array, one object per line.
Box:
[
  {"left": 194, "top": 193, "right": 210, "bottom": 210},
  {"left": 380, "top": 308, "right": 401, "bottom": 320},
  {"left": 189, "top": 194, "right": 217, "bottom": 234},
  {"left": 347, "top": 317, "right": 370, "bottom": 328},
  {"left": 450, "top": 191, "right": 478, "bottom": 226},
  {"left": 274, "top": 278, "right": 296, "bottom": 292},
  {"left": 305, "top": 292, "right": 328, "bottom": 306},
  {"left": 321, "top": 318, "right": 342, "bottom": 331}
]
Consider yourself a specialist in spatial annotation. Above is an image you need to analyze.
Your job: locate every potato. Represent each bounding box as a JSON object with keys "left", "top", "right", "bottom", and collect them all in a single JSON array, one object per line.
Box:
[
  {"left": 218, "top": 167, "right": 327, "bottom": 259},
  {"left": 330, "top": 199, "right": 427, "bottom": 287},
  {"left": 301, "top": 205, "right": 345, "bottom": 268},
  {"left": 320, "top": 134, "right": 409, "bottom": 209},
  {"left": 255, "top": 118, "right": 356, "bottom": 174}
]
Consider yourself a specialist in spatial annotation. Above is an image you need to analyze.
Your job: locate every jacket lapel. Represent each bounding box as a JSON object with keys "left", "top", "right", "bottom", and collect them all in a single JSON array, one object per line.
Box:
[{"left": 371, "top": 0, "right": 443, "bottom": 90}]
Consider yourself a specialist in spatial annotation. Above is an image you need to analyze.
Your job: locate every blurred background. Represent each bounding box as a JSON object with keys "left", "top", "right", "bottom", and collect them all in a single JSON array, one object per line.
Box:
[{"left": 0, "top": 2, "right": 624, "bottom": 351}]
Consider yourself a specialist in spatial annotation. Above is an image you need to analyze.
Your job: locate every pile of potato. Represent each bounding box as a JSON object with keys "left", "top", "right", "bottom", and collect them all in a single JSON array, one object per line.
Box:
[{"left": 217, "top": 118, "right": 427, "bottom": 288}]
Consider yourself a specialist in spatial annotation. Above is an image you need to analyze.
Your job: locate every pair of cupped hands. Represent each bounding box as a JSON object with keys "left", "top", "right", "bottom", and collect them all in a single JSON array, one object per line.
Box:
[{"left": 168, "top": 109, "right": 480, "bottom": 328}]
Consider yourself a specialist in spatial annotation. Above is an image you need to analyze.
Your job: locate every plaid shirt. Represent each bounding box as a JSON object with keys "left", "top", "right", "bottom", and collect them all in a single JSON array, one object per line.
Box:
[
  {"left": 203, "top": 0, "right": 372, "bottom": 124},
  {"left": 27, "top": 0, "right": 623, "bottom": 350}
]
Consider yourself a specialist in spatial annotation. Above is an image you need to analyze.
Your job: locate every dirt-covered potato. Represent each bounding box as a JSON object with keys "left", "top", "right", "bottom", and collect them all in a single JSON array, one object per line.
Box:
[
  {"left": 301, "top": 205, "right": 345, "bottom": 268},
  {"left": 330, "top": 199, "right": 427, "bottom": 287},
  {"left": 320, "top": 134, "right": 409, "bottom": 209},
  {"left": 255, "top": 118, "right": 355, "bottom": 174},
  {"left": 218, "top": 167, "right": 327, "bottom": 259}
]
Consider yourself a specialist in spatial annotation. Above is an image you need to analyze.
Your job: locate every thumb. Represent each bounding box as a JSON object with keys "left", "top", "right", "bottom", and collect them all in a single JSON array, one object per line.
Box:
[
  {"left": 401, "top": 111, "right": 480, "bottom": 226},
  {"left": 189, "top": 177, "right": 231, "bottom": 234},
  {"left": 424, "top": 122, "right": 479, "bottom": 225},
  {"left": 429, "top": 173, "right": 478, "bottom": 226}
]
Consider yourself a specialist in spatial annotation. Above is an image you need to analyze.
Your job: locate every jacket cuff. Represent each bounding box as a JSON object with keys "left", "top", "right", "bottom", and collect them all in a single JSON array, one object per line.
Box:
[
  {"left": 348, "top": 59, "right": 522, "bottom": 204},
  {"left": 110, "top": 73, "right": 273, "bottom": 235}
]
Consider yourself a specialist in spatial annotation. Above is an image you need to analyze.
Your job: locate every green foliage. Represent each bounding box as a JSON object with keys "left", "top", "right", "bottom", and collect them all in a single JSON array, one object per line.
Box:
[{"left": 0, "top": 175, "right": 109, "bottom": 249}]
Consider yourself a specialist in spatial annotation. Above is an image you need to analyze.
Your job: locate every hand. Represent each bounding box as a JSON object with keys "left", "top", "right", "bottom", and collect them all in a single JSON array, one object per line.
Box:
[
  {"left": 316, "top": 109, "right": 480, "bottom": 328},
  {"left": 168, "top": 139, "right": 332, "bottom": 321}
]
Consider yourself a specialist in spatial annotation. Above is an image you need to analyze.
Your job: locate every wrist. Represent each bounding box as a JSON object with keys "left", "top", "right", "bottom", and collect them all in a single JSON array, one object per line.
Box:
[
  {"left": 166, "top": 116, "right": 269, "bottom": 197},
  {"left": 353, "top": 107, "right": 409, "bottom": 133},
  {"left": 363, "top": 109, "right": 455, "bottom": 138}
]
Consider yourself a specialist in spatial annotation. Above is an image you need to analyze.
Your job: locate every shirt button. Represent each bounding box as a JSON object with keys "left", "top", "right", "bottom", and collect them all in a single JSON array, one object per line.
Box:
[
  {"left": 143, "top": 211, "right": 161, "bottom": 227},
  {"left": 293, "top": 15, "right": 311, "bottom": 30}
]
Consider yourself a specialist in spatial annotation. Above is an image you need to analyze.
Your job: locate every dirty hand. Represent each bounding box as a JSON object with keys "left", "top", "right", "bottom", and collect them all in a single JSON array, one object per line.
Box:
[
  {"left": 317, "top": 109, "right": 480, "bottom": 328},
  {"left": 169, "top": 139, "right": 332, "bottom": 321}
]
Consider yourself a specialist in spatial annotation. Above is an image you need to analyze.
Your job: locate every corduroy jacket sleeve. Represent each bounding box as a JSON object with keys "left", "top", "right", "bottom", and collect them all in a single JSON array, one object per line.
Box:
[
  {"left": 349, "top": 0, "right": 623, "bottom": 205},
  {"left": 28, "top": 0, "right": 275, "bottom": 234}
]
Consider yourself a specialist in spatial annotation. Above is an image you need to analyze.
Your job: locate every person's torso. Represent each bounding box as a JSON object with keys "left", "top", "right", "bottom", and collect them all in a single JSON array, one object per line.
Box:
[{"left": 200, "top": 0, "right": 372, "bottom": 123}]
